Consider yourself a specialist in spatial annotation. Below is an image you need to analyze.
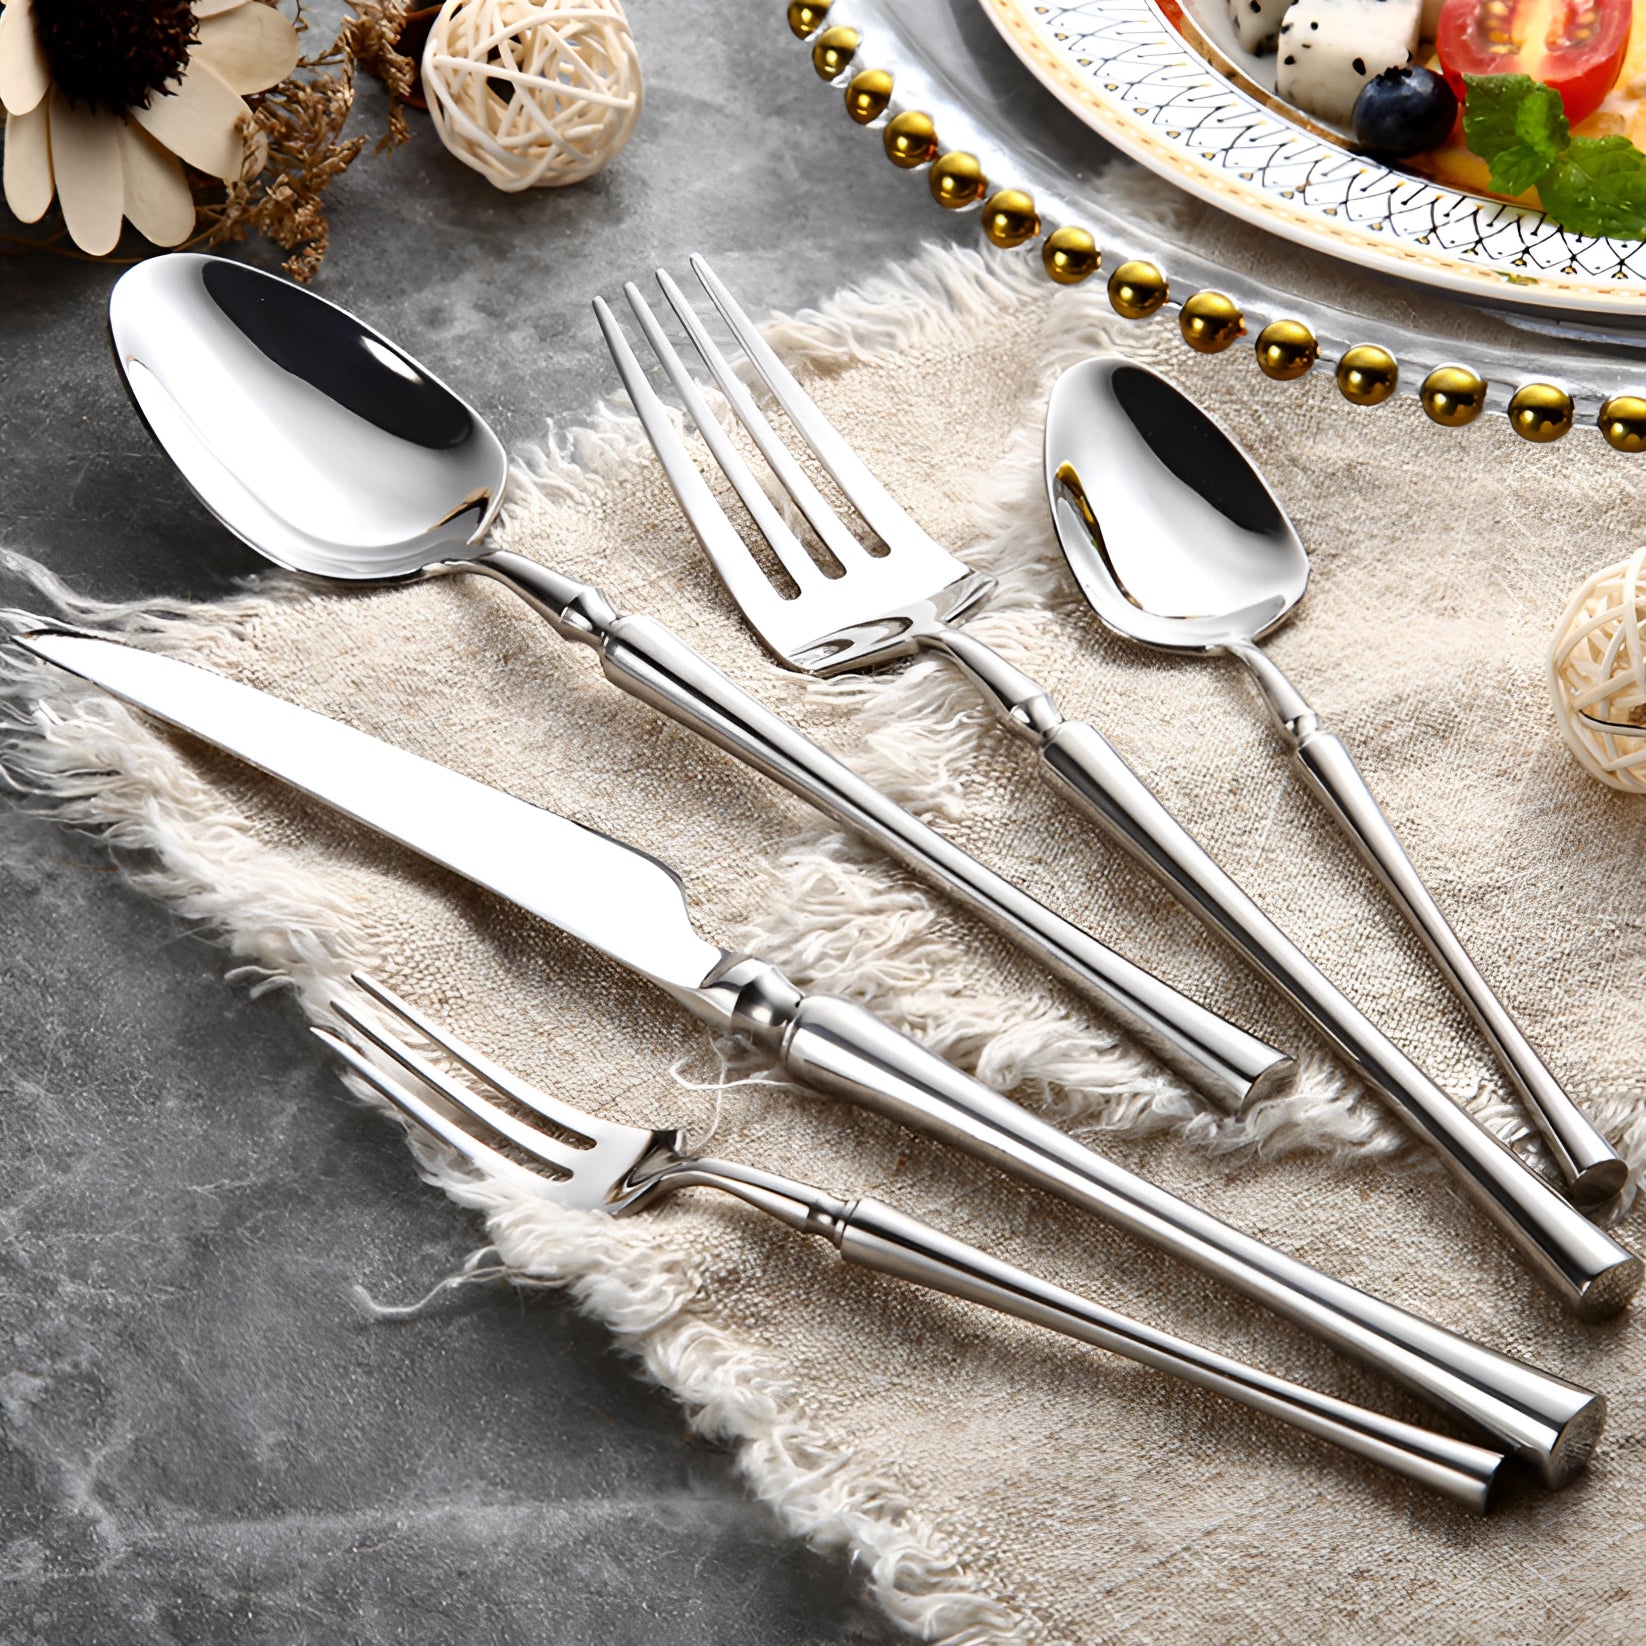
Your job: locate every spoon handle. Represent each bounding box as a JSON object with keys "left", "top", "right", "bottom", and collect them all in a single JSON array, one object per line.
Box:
[
  {"left": 1226, "top": 643, "right": 1626, "bottom": 1204},
  {"left": 461, "top": 550, "right": 1291, "bottom": 1109},
  {"left": 921, "top": 624, "right": 1639, "bottom": 1318}
]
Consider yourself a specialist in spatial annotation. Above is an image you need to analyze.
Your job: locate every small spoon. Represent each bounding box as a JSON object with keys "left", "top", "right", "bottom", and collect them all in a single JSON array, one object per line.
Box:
[{"left": 1044, "top": 354, "right": 1627, "bottom": 1206}]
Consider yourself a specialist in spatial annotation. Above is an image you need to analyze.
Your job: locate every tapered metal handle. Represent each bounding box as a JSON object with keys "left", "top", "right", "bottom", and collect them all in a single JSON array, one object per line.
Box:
[
  {"left": 663, "top": 1156, "right": 1503, "bottom": 1507},
  {"left": 1035, "top": 716, "right": 1640, "bottom": 1319},
  {"left": 921, "top": 622, "right": 1640, "bottom": 1320},
  {"left": 1292, "top": 727, "right": 1625, "bottom": 1203},
  {"left": 466, "top": 548, "right": 1291, "bottom": 1112},
  {"left": 835, "top": 1197, "right": 1505, "bottom": 1511},
  {"left": 698, "top": 965, "right": 1607, "bottom": 1486},
  {"left": 1224, "top": 639, "right": 1626, "bottom": 1204}
]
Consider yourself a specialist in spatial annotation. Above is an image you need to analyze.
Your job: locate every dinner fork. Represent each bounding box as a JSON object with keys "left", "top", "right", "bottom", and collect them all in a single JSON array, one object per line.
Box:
[
  {"left": 597, "top": 257, "right": 1639, "bottom": 1314},
  {"left": 315, "top": 972, "right": 1507, "bottom": 1511}
]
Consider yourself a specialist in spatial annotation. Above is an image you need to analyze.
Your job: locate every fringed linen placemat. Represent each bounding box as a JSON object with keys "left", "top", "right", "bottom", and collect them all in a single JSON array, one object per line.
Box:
[{"left": 4, "top": 245, "right": 1645, "bottom": 1644}]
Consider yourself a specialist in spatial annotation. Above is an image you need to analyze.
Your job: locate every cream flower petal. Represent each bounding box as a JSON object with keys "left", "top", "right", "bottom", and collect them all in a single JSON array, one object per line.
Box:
[
  {"left": 47, "top": 90, "right": 123, "bottom": 255},
  {"left": 194, "top": 2, "right": 300, "bottom": 96},
  {"left": 120, "top": 120, "right": 196, "bottom": 246},
  {"left": 0, "top": 0, "right": 51, "bottom": 118},
  {"left": 193, "top": 0, "right": 251, "bottom": 15},
  {"left": 3, "top": 100, "right": 52, "bottom": 221},
  {"left": 132, "top": 60, "right": 248, "bottom": 181}
]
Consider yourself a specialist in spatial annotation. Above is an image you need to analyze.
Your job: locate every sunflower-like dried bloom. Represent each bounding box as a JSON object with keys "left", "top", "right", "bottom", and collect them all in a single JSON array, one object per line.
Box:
[{"left": 0, "top": 0, "right": 300, "bottom": 254}]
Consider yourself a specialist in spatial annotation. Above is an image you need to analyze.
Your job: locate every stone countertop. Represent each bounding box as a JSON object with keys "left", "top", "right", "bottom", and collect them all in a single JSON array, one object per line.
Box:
[{"left": 0, "top": 3, "right": 979, "bottom": 1637}]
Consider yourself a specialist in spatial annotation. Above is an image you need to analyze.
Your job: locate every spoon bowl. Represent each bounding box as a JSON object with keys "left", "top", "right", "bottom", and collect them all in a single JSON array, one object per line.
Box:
[
  {"left": 109, "top": 254, "right": 507, "bottom": 583},
  {"left": 1043, "top": 354, "right": 1627, "bottom": 1205},
  {"left": 1046, "top": 358, "right": 1309, "bottom": 654}
]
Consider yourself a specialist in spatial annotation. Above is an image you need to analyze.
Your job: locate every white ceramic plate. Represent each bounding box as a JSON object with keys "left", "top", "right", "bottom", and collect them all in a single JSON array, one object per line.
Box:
[{"left": 977, "top": 0, "right": 1646, "bottom": 318}]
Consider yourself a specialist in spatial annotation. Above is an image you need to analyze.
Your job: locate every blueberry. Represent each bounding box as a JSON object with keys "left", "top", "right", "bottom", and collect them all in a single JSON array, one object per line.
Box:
[{"left": 1351, "top": 65, "right": 1458, "bottom": 158}]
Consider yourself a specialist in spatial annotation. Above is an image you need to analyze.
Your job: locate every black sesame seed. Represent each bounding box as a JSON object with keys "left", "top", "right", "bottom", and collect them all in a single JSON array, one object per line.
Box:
[
  {"left": 1353, "top": 56, "right": 1366, "bottom": 74},
  {"left": 1283, "top": 53, "right": 1296, "bottom": 63}
]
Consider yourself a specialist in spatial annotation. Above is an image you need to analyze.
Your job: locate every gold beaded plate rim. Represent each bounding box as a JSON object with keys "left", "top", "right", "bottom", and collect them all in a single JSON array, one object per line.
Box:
[{"left": 975, "top": 0, "right": 1646, "bottom": 318}]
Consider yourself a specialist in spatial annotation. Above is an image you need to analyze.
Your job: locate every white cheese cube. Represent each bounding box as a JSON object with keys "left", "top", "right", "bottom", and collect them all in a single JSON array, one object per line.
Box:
[
  {"left": 1276, "top": 0, "right": 1422, "bottom": 127},
  {"left": 1228, "top": 0, "right": 1293, "bottom": 53}
]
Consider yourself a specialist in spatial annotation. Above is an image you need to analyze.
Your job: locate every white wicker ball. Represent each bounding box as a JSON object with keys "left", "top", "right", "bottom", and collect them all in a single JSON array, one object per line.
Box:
[
  {"left": 422, "top": 0, "right": 642, "bottom": 192},
  {"left": 1548, "top": 547, "right": 1646, "bottom": 793}
]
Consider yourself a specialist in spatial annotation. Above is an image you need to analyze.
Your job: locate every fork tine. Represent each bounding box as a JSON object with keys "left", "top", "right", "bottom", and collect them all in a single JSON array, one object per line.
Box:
[
  {"left": 620, "top": 281, "right": 829, "bottom": 593},
  {"left": 350, "top": 973, "right": 598, "bottom": 1146},
  {"left": 689, "top": 254, "right": 928, "bottom": 559},
  {"left": 594, "top": 295, "right": 799, "bottom": 642},
  {"left": 653, "top": 268, "right": 874, "bottom": 572},
  {"left": 311, "top": 1024, "right": 562, "bottom": 1189},
  {"left": 330, "top": 995, "right": 586, "bottom": 1178}
]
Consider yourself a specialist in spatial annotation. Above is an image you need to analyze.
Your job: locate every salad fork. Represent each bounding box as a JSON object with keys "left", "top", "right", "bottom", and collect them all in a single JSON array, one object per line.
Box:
[
  {"left": 315, "top": 972, "right": 1507, "bottom": 1511},
  {"left": 597, "top": 257, "right": 1637, "bottom": 1309}
]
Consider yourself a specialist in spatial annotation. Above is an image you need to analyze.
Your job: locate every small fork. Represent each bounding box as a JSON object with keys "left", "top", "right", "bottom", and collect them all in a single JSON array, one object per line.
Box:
[{"left": 313, "top": 973, "right": 1505, "bottom": 1511}]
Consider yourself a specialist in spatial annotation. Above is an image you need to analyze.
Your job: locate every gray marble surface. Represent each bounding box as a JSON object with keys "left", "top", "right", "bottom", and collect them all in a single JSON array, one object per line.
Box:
[{"left": 0, "top": 3, "right": 984, "bottom": 1638}]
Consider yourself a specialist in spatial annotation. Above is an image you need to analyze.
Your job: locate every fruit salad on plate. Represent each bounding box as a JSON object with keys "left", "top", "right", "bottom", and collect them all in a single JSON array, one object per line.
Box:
[{"left": 1188, "top": 0, "right": 1646, "bottom": 236}]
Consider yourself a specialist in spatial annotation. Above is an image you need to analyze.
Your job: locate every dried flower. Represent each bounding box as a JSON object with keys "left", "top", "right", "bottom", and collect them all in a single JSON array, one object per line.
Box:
[{"left": 0, "top": 0, "right": 301, "bottom": 254}]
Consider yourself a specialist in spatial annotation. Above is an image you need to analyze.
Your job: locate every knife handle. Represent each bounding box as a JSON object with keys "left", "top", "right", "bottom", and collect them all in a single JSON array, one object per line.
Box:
[
  {"left": 466, "top": 549, "right": 1290, "bottom": 1112},
  {"left": 696, "top": 953, "right": 1608, "bottom": 1486}
]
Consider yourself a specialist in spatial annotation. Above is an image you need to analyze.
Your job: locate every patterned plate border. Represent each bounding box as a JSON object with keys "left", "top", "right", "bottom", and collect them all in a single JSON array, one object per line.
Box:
[
  {"left": 786, "top": 0, "right": 1646, "bottom": 451},
  {"left": 978, "top": 0, "right": 1646, "bottom": 316}
]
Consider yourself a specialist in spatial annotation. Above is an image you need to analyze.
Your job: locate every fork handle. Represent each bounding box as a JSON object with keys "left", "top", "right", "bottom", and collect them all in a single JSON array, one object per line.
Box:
[
  {"left": 468, "top": 549, "right": 1288, "bottom": 1112},
  {"left": 664, "top": 1157, "right": 1503, "bottom": 1511},
  {"left": 832, "top": 1196, "right": 1504, "bottom": 1511},
  {"left": 1226, "top": 641, "right": 1625, "bottom": 1204},
  {"left": 924, "top": 624, "right": 1639, "bottom": 1319},
  {"left": 700, "top": 961, "right": 1608, "bottom": 1486}
]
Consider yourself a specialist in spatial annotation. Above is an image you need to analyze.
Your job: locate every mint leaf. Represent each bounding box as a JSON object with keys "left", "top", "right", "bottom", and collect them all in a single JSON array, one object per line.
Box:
[
  {"left": 1462, "top": 73, "right": 1568, "bottom": 197},
  {"left": 1537, "top": 136, "right": 1646, "bottom": 239}
]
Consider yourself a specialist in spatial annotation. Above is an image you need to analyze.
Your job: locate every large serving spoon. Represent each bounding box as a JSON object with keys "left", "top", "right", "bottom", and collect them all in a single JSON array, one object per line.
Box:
[
  {"left": 1044, "top": 355, "right": 1626, "bottom": 1205},
  {"left": 102, "top": 252, "right": 1292, "bottom": 1109}
]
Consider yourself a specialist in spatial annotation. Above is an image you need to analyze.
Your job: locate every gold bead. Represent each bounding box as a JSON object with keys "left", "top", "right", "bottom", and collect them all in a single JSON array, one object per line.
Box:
[
  {"left": 1420, "top": 365, "right": 1487, "bottom": 428},
  {"left": 883, "top": 109, "right": 939, "bottom": 168},
  {"left": 1107, "top": 260, "right": 1168, "bottom": 319},
  {"left": 787, "top": 0, "right": 830, "bottom": 37},
  {"left": 1508, "top": 382, "right": 1574, "bottom": 443},
  {"left": 930, "top": 151, "right": 987, "bottom": 209},
  {"left": 1336, "top": 345, "right": 1399, "bottom": 406},
  {"left": 1599, "top": 395, "right": 1646, "bottom": 453},
  {"left": 1179, "top": 291, "right": 1245, "bottom": 353},
  {"left": 811, "top": 24, "right": 859, "bottom": 79},
  {"left": 1255, "top": 320, "right": 1318, "bottom": 381},
  {"left": 1041, "top": 225, "right": 1100, "bottom": 284},
  {"left": 981, "top": 188, "right": 1039, "bottom": 247},
  {"left": 843, "top": 67, "right": 892, "bottom": 124}
]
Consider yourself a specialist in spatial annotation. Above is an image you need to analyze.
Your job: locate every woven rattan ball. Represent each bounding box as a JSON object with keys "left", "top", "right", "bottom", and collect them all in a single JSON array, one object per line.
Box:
[
  {"left": 1549, "top": 548, "right": 1646, "bottom": 792},
  {"left": 422, "top": 0, "right": 642, "bottom": 192}
]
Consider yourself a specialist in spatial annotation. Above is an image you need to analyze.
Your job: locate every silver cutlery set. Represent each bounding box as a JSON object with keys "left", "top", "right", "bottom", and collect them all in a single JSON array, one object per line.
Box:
[{"left": 15, "top": 249, "right": 1641, "bottom": 1512}]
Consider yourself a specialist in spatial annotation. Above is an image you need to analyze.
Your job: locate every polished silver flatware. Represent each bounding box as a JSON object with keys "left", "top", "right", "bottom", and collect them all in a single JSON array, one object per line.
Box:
[
  {"left": 12, "top": 624, "right": 1612, "bottom": 1481},
  {"left": 317, "top": 972, "right": 1507, "bottom": 1512},
  {"left": 105, "top": 251, "right": 1284, "bottom": 1115},
  {"left": 597, "top": 257, "right": 1640, "bottom": 1318},
  {"left": 1045, "top": 356, "right": 1626, "bottom": 1206}
]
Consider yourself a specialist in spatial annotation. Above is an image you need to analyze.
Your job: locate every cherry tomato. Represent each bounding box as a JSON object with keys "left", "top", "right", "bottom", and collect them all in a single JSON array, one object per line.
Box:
[{"left": 1435, "top": 0, "right": 1633, "bottom": 125}]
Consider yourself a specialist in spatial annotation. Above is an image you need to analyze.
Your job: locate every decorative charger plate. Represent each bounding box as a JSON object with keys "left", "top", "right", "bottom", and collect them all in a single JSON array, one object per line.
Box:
[{"left": 976, "top": 0, "right": 1646, "bottom": 318}]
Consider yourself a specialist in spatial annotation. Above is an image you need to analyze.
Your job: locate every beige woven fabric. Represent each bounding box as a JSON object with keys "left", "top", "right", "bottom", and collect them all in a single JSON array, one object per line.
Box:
[{"left": 8, "top": 243, "right": 1646, "bottom": 1644}]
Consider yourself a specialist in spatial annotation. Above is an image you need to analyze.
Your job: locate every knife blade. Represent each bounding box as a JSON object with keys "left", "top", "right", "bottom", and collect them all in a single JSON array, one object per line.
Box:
[
  {"left": 12, "top": 625, "right": 1627, "bottom": 1477},
  {"left": 15, "top": 628, "right": 726, "bottom": 1006}
]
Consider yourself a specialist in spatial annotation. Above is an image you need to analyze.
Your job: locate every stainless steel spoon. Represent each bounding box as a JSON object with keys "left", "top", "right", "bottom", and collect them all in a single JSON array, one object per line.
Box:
[
  {"left": 1045, "top": 354, "right": 1625, "bottom": 1205},
  {"left": 101, "top": 252, "right": 1290, "bottom": 1107}
]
